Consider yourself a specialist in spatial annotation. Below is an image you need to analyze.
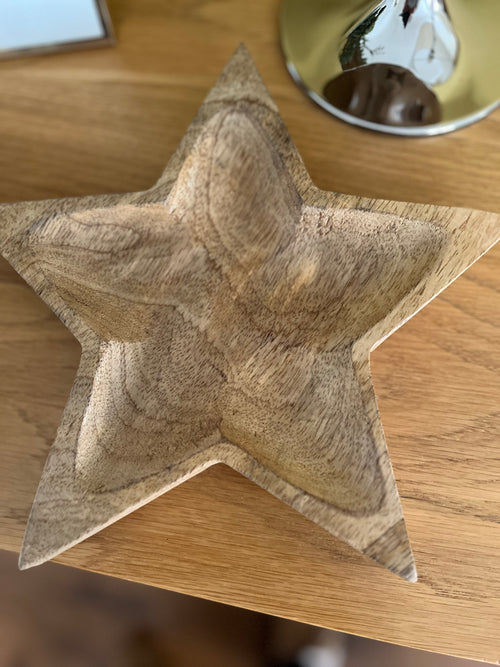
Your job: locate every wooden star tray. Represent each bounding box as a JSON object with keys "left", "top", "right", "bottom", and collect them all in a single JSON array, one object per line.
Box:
[{"left": 0, "top": 46, "right": 498, "bottom": 580}]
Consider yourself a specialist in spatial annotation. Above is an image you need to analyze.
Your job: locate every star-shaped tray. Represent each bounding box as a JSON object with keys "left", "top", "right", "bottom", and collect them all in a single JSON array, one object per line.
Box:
[{"left": 1, "top": 46, "right": 498, "bottom": 580}]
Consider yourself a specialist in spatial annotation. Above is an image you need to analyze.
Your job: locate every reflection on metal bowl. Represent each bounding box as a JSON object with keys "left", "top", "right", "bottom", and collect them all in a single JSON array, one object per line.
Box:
[
  {"left": 281, "top": 0, "right": 500, "bottom": 136},
  {"left": 323, "top": 64, "right": 441, "bottom": 126}
]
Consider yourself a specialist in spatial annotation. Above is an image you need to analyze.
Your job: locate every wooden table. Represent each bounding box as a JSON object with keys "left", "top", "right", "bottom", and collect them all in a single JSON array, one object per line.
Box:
[{"left": 1, "top": 1, "right": 499, "bottom": 662}]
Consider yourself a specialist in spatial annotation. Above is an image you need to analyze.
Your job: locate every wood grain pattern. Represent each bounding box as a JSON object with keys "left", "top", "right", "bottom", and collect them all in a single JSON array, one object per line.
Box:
[
  {"left": 0, "top": 0, "right": 500, "bottom": 661},
  {"left": 2, "top": 46, "right": 498, "bottom": 582}
]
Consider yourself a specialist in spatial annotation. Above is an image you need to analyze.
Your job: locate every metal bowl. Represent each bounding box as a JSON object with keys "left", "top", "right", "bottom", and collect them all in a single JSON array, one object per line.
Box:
[{"left": 280, "top": 0, "right": 500, "bottom": 136}]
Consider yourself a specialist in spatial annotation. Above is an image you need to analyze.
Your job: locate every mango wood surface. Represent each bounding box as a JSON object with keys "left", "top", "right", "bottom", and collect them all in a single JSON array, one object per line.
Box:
[
  {"left": 4, "top": 46, "right": 498, "bottom": 580},
  {"left": 0, "top": 1, "right": 499, "bottom": 662}
]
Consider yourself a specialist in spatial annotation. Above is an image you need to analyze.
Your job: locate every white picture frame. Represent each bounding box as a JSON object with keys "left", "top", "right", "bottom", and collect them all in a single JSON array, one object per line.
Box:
[{"left": 0, "top": 0, "right": 115, "bottom": 59}]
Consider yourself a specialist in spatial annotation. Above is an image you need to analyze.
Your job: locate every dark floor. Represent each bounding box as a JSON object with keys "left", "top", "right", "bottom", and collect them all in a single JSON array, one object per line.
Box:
[{"left": 0, "top": 551, "right": 491, "bottom": 667}]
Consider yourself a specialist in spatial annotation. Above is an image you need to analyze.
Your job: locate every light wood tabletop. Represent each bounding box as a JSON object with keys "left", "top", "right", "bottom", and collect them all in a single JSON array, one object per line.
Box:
[{"left": 0, "top": 0, "right": 499, "bottom": 662}]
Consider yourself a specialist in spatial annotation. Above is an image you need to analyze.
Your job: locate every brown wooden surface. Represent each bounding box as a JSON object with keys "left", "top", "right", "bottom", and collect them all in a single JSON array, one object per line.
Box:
[
  {"left": 0, "top": 0, "right": 499, "bottom": 662},
  {"left": 9, "top": 47, "right": 497, "bottom": 581}
]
